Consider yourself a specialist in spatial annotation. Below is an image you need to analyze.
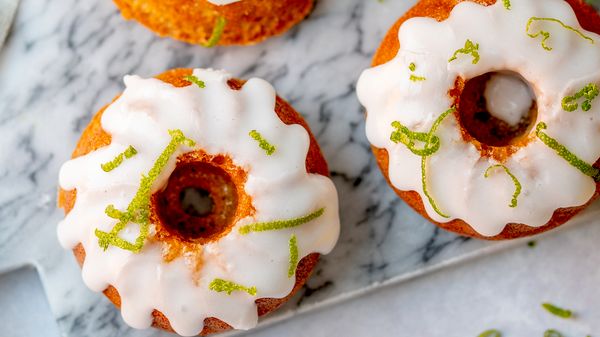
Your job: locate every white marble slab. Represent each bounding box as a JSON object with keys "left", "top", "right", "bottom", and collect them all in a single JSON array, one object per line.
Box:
[
  {"left": 0, "top": 0, "right": 597, "bottom": 336},
  {"left": 0, "top": 265, "right": 61, "bottom": 337}
]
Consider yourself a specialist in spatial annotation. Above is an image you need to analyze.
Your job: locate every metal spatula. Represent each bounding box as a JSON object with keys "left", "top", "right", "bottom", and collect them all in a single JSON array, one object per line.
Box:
[{"left": 0, "top": 0, "right": 19, "bottom": 51}]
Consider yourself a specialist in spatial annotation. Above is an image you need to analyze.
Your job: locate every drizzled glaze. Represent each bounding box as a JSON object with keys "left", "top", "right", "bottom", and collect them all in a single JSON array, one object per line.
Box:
[
  {"left": 357, "top": 0, "right": 600, "bottom": 236},
  {"left": 57, "top": 69, "right": 340, "bottom": 335},
  {"left": 206, "top": 0, "right": 240, "bottom": 5}
]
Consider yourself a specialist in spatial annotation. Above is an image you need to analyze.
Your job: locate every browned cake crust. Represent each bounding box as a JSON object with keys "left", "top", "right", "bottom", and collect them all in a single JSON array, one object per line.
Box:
[
  {"left": 58, "top": 68, "right": 329, "bottom": 335},
  {"left": 112, "top": 0, "right": 315, "bottom": 46},
  {"left": 370, "top": 0, "right": 600, "bottom": 240}
]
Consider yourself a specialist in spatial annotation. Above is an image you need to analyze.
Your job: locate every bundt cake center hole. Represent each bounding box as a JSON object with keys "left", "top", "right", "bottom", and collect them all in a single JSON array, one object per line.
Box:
[
  {"left": 154, "top": 161, "right": 238, "bottom": 243},
  {"left": 179, "top": 187, "right": 214, "bottom": 217},
  {"left": 458, "top": 71, "right": 537, "bottom": 147}
]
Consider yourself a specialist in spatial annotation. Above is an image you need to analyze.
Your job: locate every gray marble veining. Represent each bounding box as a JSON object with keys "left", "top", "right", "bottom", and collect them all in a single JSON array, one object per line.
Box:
[{"left": 0, "top": 0, "right": 585, "bottom": 336}]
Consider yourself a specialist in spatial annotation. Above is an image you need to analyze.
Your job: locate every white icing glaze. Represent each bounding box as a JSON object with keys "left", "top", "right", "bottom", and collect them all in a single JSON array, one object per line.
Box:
[
  {"left": 206, "top": 0, "right": 240, "bottom": 5},
  {"left": 357, "top": 0, "right": 600, "bottom": 236},
  {"left": 57, "top": 69, "right": 340, "bottom": 335},
  {"left": 485, "top": 72, "right": 534, "bottom": 126}
]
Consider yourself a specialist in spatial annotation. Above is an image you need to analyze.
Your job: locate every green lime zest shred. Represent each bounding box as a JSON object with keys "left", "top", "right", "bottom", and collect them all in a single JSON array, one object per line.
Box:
[
  {"left": 201, "top": 16, "right": 227, "bottom": 48},
  {"left": 391, "top": 108, "right": 455, "bottom": 218},
  {"left": 410, "top": 75, "right": 427, "bottom": 82},
  {"left": 478, "top": 329, "right": 502, "bottom": 337},
  {"left": 544, "top": 329, "right": 564, "bottom": 337},
  {"left": 249, "top": 130, "right": 276, "bottom": 155},
  {"left": 288, "top": 234, "right": 299, "bottom": 278},
  {"left": 503, "top": 0, "right": 511, "bottom": 10},
  {"left": 95, "top": 129, "right": 196, "bottom": 253},
  {"left": 562, "top": 83, "right": 599, "bottom": 112},
  {"left": 100, "top": 145, "right": 137, "bottom": 172},
  {"left": 526, "top": 17, "right": 595, "bottom": 51},
  {"left": 183, "top": 74, "right": 206, "bottom": 89},
  {"left": 527, "top": 240, "right": 537, "bottom": 248},
  {"left": 408, "top": 62, "right": 426, "bottom": 82},
  {"left": 209, "top": 278, "right": 257, "bottom": 296},
  {"left": 536, "top": 122, "right": 600, "bottom": 181},
  {"left": 104, "top": 204, "right": 126, "bottom": 220},
  {"left": 390, "top": 122, "right": 440, "bottom": 157},
  {"left": 239, "top": 208, "right": 325, "bottom": 235},
  {"left": 484, "top": 164, "right": 522, "bottom": 208},
  {"left": 448, "top": 39, "right": 480, "bottom": 64},
  {"left": 420, "top": 107, "right": 455, "bottom": 218},
  {"left": 542, "top": 303, "right": 573, "bottom": 318}
]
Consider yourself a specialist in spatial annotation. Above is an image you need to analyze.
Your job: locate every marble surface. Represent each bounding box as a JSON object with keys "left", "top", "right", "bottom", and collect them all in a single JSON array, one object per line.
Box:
[{"left": 0, "top": 0, "right": 598, "bottom": 336}]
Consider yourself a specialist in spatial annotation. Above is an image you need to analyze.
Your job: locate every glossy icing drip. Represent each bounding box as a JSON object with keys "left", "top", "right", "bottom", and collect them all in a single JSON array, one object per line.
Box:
[
  {"left": 57, "top": 69, "right": 340, "bottom": 335},
  {"left": 357, "top": 0, "right": 600, "bottom": 236},
  {"left": 206, "top": 0, "right": 241, "bottom": 5}
]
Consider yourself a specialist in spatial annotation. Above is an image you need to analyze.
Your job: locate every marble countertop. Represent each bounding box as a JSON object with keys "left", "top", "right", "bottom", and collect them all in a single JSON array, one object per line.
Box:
[{"left": 0, "top": 0, "right": 599, "bottom": 336}]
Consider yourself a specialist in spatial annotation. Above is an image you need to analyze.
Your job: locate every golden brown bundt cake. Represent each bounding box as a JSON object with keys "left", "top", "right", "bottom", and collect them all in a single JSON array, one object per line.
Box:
[
  {"left": 112, "top": 0, "right": 315, "bottom": 46},
  {"left": 358, "top": 0, "right": 600, "bottom": 240},
  {"left": 58, "top": 68, "right": 340, "bottom": 335}
]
